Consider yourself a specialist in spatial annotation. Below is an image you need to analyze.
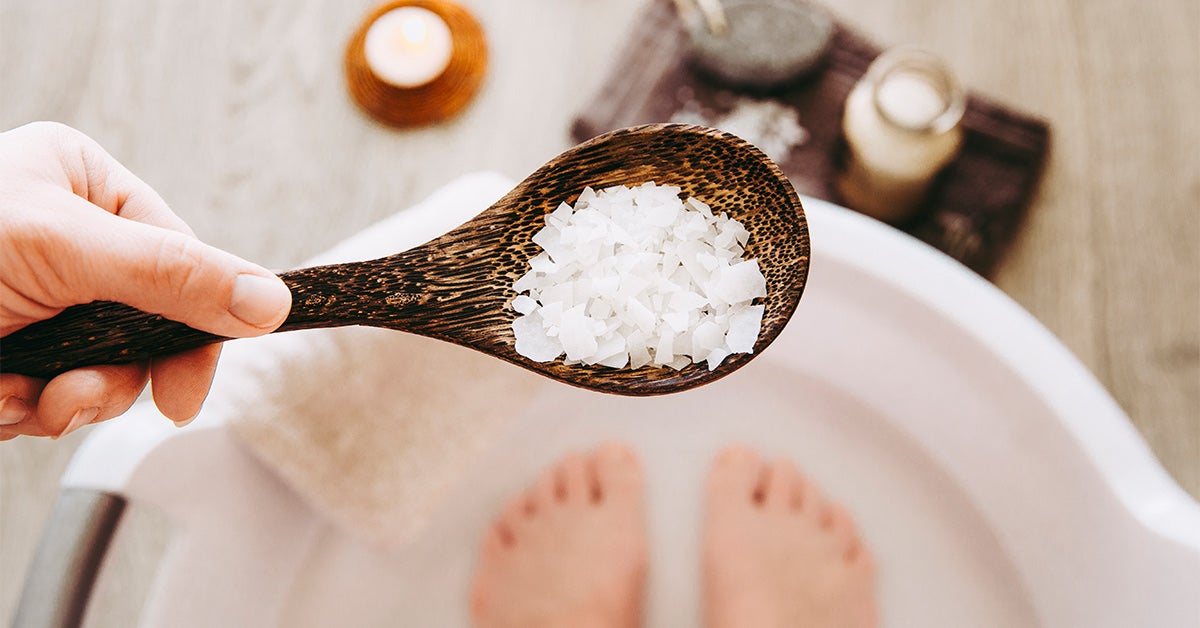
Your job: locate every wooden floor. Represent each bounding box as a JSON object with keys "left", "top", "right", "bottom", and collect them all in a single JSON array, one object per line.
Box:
[{"left": 1, "top": 0, "right": 1196, "bottom": 625}]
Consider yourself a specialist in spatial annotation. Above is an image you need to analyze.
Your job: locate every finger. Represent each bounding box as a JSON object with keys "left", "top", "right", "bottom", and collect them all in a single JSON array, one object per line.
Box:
[
  {"left": 149, "top": 344, "right": 221, "bottom": 424},
  {"left": 0, "top": 373, "right": 46, "bottom": 427},
  {"left": 45, "top": 121, "right": 196, "bottom": 234},
  {"left": 33, "top": 364, "right": 150, "bottom": 438},
  {"left": 20, "top": 123, "right": 291, "bottom": 334},
  {"left": 2, "top": 422, "right": 55, "bottom": 440},
  {"left": 49, "top": 194, "right": 292, "bottom": 337}
]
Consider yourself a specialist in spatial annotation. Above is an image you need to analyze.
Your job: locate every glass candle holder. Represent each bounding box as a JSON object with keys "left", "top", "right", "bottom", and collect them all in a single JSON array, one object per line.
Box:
[{"left": 835, "top": 47, "right": 966, "bottom": 223}]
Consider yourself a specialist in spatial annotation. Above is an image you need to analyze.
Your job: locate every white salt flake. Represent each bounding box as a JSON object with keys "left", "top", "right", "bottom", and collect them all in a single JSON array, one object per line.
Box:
[
  {"left": 706, "top": 348, "right": 731, "bottom": 371},
  {"left": 598, "top": 351, "right": 630, "bottom": 369},
  {"left": 559, "top": 306, "right": 599, "bottom": 361},
  {"left": 509, "top": 183, "right": 768, "bottom": 370},
  {"left": 529, "top": 253, "right": 557, "bottom": 274},
  {"left": 668, "top": 291, "right": 708, "bottom": 312},
  {"left": 667, "top": 356, "right": 692, "bottom": 370},
  {"left": 662, "top": 311, "right": 690, "bottom": 333},
  {"left": 712, "top": 260, "right": 767, "bottom": 305},
  {"left": 512, "top": 312, "right": 561, "bottom": 362},
  {"left": 691, "top": 320, "right": 725, "bottom": 358},
  {"left": 654, "top": 331, "right": 675, "bottom": 365},
  {"left": 511, "top": 294, "right": 538, "bottom": 315},
  {"left": 512, "top": 269, "right": 539, "bottom": 293},
  {"left": 630, "top": 344, "right": 652, "bottom": 369},
  {"left": 624, "top": 298, "right": 657, "bottom": 334},
  {"left": 726, "top": 305, "right": 765, "bottom": 353}
]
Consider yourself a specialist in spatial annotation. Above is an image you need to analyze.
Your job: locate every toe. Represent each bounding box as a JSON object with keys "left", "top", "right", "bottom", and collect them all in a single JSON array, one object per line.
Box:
[
  {"left": 763, "top": 459, "right": 800, "bottom": 510},
  {"left": 519, "top": 487, "right": 539, "bottom": 517},
  {"left": 557, "top": 452, "right": 590, "bottom": 503},
  {"left": 482, "top": 523, "right": 509, "bottom": 556},
  {"left": 532, "top": 462, "right": 559, "bottom": 505},
  {"left": 584, "top": 452, "right": 603, "bottom": 503},
  {"left": 493, "top": 519, "right": 516, "bottom": 548},
  {"left": 826, "top": 503, "right": 861, "bottom": 554},
  {"left": 850, "top": 540, "right": 876, "bottom": 574},
  {"left": 708, "top": 445, "right": 764, "bottom": 506},
  {"left": 845, "top": 536, "right": 866, "bottom": 564},
  {"left": 500, "top": 498, "right": 530, "bottom": 536},
  {"left": 796, "top": 476, "right": 828, "bottom": 523},
  {"left": 593, "top": 442, "right": 643, "bottom": 504},
  {"left": 817, "top": 501, "right": 835, "bottom": 529},
  {"left": 841, "top": 514, "right": 875, "bottom": 571},
  {"left": 469, "top": 582, "right": 489, "bottom": 620},
  {"left": 789, "top": 471, "right": 819, "bottom": 513}
]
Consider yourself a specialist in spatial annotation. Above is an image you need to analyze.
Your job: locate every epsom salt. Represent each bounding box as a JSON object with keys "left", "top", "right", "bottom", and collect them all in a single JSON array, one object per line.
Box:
[{"left": 510, "top": 183, "right": 767, "bottom": 371}]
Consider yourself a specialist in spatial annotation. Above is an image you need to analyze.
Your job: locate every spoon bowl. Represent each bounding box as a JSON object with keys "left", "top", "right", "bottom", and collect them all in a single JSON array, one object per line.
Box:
[{"left": 1, "top": 124, "right": 809, "bottom": 395}]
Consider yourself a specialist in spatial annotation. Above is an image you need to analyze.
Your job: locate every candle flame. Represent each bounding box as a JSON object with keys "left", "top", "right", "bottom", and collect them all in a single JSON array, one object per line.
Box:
[{"left": 399, "top": 14, "right": 429, "bottom": 47}]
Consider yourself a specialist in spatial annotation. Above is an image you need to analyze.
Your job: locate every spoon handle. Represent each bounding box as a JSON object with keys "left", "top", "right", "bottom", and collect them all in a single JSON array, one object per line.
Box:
[{"left": 0, "top": 261, "right": 397, "bottom": 379}]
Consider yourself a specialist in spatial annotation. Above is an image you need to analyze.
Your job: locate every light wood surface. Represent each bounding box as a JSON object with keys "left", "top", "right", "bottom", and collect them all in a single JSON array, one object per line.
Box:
[{"left": 1, "top": 0, "right": 1196, "bottom": 625}]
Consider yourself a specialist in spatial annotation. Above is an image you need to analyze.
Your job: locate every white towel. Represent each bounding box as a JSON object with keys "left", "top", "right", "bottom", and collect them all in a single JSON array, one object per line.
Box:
[{"left": 200, "top": 172, "right": 544, "bottom": 550}]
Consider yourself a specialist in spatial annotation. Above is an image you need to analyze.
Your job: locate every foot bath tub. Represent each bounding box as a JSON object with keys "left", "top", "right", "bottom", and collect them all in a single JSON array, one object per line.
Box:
[{"left": 14, "top": 177, "right": 1200, "bottom": 628}]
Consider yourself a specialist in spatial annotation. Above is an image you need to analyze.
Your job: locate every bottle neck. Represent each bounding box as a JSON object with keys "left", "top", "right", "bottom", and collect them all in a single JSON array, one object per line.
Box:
[{"left": 866, "top": 47, "right": 966, "bottom": 135}]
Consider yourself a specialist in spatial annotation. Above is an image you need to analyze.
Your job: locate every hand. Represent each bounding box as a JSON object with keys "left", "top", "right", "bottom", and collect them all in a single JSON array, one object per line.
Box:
[{"left": 0, "top": 122, "right": 292, "bottom": 440}]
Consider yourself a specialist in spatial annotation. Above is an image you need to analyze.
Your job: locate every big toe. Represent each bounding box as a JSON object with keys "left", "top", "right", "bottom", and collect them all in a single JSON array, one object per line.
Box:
[
  {"left": 708, "top": 445, "right": 765, "bottom": 506},
  {"left": 593, "top": 442, "right": 643, "bottom": 504}
]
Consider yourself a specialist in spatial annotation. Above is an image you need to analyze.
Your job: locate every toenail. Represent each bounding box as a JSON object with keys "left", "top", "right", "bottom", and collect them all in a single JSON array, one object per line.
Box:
[
  {"left": 597, "top": 442, "right": 636, "bottom": 462},
  {"left": 717, "top": 445, "right": 756, "bottom": 463}
]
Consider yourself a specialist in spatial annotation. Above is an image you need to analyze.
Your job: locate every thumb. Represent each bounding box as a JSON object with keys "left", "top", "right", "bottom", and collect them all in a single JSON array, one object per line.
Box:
[{"left": 57, "top": 198, "right": 293, "bottom": 338}]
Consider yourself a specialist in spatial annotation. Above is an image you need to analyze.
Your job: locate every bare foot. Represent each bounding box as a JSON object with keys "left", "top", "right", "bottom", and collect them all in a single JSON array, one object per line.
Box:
[
  {"left": 470, "top": 443, "right": 647, "bottom": 628},
  {"left": 703, "top": 446, "right": 878, "bottom": 628}
]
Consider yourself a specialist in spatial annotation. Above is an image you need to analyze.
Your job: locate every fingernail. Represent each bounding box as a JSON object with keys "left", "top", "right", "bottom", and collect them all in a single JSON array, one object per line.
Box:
[
  {"left": 0, "top": 397, "right": 29, "bottom": 426},
  {"left": 229, "top": 273, "right": 291, "bottom": 329},
  {"left": 173, "top": 413, "right": 198, "bottom": 428},
  {"left": 56, "top": 407, "right": 100, "bottom": 439}
]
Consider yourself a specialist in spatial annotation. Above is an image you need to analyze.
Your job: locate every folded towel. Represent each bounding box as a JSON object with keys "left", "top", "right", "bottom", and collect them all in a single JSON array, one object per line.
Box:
[{"left": 198, "top": 172, "right": 544, "bottom": 551}]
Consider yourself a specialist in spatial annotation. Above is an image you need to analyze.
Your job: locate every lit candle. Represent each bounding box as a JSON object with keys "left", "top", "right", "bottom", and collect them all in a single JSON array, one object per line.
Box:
[{"left": 364, "top": 7, "right": 454, "bottom": 88}]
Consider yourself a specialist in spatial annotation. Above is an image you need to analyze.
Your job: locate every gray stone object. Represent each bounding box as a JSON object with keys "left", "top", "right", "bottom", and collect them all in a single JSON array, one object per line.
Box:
[{"left": 686, "top": 0, "right": 835, "bottom": 89}]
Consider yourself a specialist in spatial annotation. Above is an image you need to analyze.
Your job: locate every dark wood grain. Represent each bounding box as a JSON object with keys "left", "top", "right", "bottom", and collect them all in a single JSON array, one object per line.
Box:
[{"left": 0, "top": 124, "right": 809, "bottom": 396}]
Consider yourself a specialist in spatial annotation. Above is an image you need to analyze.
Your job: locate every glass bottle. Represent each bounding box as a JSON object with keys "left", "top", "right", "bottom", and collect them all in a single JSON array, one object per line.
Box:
[{"left": 835, "top": 47, "right": 966, "bottom": 223}]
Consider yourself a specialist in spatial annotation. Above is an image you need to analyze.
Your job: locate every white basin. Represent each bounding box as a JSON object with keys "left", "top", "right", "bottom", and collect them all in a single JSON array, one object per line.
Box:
[{"left": 47, "top": 195, "right": 1200, "bottom": 627}]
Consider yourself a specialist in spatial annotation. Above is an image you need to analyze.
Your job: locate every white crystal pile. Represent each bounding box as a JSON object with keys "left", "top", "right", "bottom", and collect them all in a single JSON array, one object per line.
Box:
[{"left": 510, "top": 182, "right": 767, "bottom": 371}]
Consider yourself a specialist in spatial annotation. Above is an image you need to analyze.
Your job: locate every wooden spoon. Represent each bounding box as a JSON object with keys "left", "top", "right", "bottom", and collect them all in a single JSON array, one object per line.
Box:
[{"left": 0, "top": 124, "right": 809, "bottom": 396}]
